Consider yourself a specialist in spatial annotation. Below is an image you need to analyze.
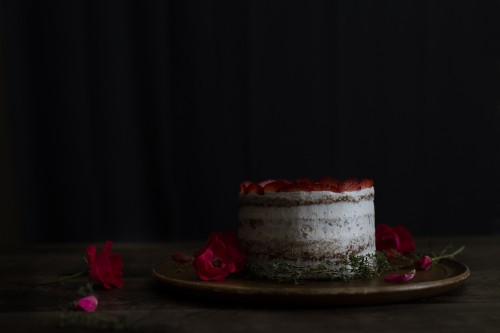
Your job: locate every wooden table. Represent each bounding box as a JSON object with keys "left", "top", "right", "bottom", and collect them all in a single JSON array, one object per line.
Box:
[{"left": 1, "top": 236, "right": 499, "bottom": 332}]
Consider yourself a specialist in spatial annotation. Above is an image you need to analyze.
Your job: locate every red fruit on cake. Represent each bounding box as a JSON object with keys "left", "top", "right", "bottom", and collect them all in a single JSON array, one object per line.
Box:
[
  {"left": 360, "top": 178, "right": 374, "bottom": 189},
  {"left": 263, "top": 180, "right": 286, "bottom": 193},
  {"left": 259, "top": 179, "right": 276, "bottom": 187},
  {"left": 338, "top": 178, "right": 361, "bottom": 192},
  {"left": 283, "top": 182, "right": 312, "bottom": 192},
  {"left": 239, "top": 177, "right": 372, "bottom": 195},
  {"left": 318, "top": 177, "right": 340, "bottom": 186},
  {"left": 311, "top": 183, "right": 331, "bottom": 191},
  {"left": 294, "top": 178, "right": 313, "bottom": 184},
  {"left": 316, "top": 177, "right": 340, "bottom": 192},
  {"left": 245, "top": 183, "right": 263, "bottom": 195},
  {"left": 239, "top": 180, "right": 253, "bottom": 193}
]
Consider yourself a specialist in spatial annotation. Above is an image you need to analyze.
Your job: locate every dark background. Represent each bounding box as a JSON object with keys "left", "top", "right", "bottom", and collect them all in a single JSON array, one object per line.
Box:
[{"left": 1, "top": 0, "right": 499, "bottom": 243}]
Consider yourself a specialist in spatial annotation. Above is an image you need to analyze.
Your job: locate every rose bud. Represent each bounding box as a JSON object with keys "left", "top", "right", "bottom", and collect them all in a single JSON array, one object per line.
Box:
[
  {"left": 415, "top": 255, "right": 433, "bottom": 270},
  {"left": 76, "top": 295, "right": 98, "bottom": 312}
]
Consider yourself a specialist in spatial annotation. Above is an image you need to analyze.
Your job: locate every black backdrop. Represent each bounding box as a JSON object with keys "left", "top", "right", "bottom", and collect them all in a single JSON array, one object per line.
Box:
[{"left": 3, "top": 0, "right": 500, "bottom": 242}]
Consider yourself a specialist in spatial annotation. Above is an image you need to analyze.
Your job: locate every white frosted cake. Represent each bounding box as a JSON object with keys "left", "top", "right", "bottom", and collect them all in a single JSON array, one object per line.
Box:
[{"left": 237, "top": 177, "right": 375, "bottom": 279}]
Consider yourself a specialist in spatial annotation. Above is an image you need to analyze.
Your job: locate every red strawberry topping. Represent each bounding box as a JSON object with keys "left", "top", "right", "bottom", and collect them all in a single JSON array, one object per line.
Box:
[
  {"left": 360, "top": 178, "right": 374, "bottom": 189},
  {"left": 294, "top": 178, "right": 313, "bottom": 184},
  {"left": 240, "top": 177, "right": 372, "bottom": 194},
  {"left": 311, "top": 183, "right": 330, "bottom": 191},
  {"left": 259, "top": 179, "right": 276, "bottom": 187},
  {"left": 263, "top": 181, "right": 286, "bottom": 193},
  {"left": 338, "top": 178, "right": 361, "bottom": 192},
  {"left": 283, "top": 182, "right": 312, "bottom": 192},
  {"left": 239, "top": 180, "right": 253, "bottom": 193},
  {"left": 312, "top": 183, "right": 340, "bottom": 192},
  {"left": 245, "top": 183, "right": 264, "bottom": 195},
  {"left": 317, "top": 177, "right": 340, "bottom": 187}
]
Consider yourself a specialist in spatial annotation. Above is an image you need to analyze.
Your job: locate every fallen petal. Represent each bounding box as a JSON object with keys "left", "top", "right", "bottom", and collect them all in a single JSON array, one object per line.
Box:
[
  {"left": 415, "top": 255, "right": 432, "bottom": 270},
  {"left": 77, "top": 295, "right": 98, "bottom": 312},
  {"left": 384, "top": 269, "right": 416, "bottom": 283},
  {"left": 171, "top": 252, "right": 191, "bottom": 263}
]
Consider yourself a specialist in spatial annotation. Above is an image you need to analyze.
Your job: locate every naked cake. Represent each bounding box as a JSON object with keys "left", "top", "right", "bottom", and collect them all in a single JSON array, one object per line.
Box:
[{"left": 237, "top": 177, "right": 376, "bottom": 279}]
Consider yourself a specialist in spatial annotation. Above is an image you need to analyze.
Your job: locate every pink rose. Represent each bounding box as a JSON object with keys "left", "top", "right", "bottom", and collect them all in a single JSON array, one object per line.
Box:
[
  {"left": 193, "top": 232, "right": 247, "bottom": 281},
  {"left": 376, "top": 224, "right": 416, "bottom": 255},
  {"left": 86, "top": 241, "right": 124, "bottom": 289},
  {"left": 76, "top": 295, "right": 98, "bottom": 312}
]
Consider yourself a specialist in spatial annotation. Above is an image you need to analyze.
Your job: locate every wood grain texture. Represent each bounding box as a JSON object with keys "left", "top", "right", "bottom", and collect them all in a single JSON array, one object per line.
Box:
[{"left": 0, "top": 236, "right": 499, "bottom": 332}]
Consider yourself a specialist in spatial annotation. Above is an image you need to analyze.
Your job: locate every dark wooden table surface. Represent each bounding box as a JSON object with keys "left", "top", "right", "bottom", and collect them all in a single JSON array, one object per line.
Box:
[{"left": 1, "top": 235, "right": 499, "bottom": 332}]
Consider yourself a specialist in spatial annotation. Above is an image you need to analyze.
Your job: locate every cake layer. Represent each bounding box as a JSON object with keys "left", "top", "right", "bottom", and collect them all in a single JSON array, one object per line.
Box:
[
  {"left": 239, "top": 188, "right": 374, "bottom": 207},
  {"left": 239, "top": 215, "right": 375, "bottom": 260}
]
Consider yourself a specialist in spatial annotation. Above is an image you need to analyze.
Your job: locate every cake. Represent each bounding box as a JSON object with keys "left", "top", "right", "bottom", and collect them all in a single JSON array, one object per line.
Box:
[{"left": 237, "top": 177, "right": 376, "bottom": 279}]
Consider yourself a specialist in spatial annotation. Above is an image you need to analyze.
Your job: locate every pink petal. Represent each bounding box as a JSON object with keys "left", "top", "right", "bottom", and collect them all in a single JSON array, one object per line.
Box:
[
  {"left": 384, "top": 269, "right": 416, "bottom": 283},
  {"left": 77, "top": 295, "right": 98, "bottom": 312},
  {"left": 415, "top": 256, "right": 433, "bottom": 270},
  {"left": 171, "top": 252, "right": 191, "bottom": 263}
]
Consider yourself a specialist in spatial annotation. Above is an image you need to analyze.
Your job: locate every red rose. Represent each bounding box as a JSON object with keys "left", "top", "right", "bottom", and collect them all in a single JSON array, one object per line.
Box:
[
  {"left": 193, "top": 232, "right": 247, "bottom": 281},
  {"left": 375, "top": 224, "right": 416, "bottom": 255},
  {"left": 86, "top": 240, "right": 124, "bottom": 289}
]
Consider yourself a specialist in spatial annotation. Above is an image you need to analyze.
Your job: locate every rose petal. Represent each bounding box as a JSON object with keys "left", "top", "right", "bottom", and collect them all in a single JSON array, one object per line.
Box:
[
  {"left": 172, "top": 252, "right": 191, "bottom": 263},
  {"left": 192, "top": 234, "right": 247, "bottom": 281},
  {"left": 375, "top": 224, "right": 394, "bottom": 237},
  {"left": 77, "top": 295, "right": 98, "bottom": 312},
  {"left": 101, "top": 240, "right": 113, "bottom": 256},
  {"left": 108, "top": 253, "right": 124, "bottom": 273},
  {"left": 218, "top": 233, "right": 247, "bottom": 271},
  {"left": 375, "top": 224, "right": 416, "bottom": 255},
  {"left": 193, "top": 248, "right": 230, "bottom": 281},
  {"left": 384, "top": 269, "right": 416, "bottom": 283},
  {"left": 85, "top": 246, "right": 97, "bottom": 265},
  {"left": 194, "top": 232, "right": 222, "bottom": 258},
  {"left": 392, "top": 226, "right": 416, "bottom": 253},
  {"left": 375, "top": 225, "right": 400, "bottom": 253},
  {"left": 207, "top": 232, "right": 247, "bottom": 272},
  {"left": 415, "top": 255, "right": 432, "bottom": 270},
  {"left": 86, "top": 241, "right": 123, "bottom": 289}
]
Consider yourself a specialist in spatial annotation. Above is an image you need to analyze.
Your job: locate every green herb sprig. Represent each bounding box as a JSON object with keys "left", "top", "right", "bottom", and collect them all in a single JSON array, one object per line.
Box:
[{"left": 246, "top": 252, "right": 391, "bottom": 285}]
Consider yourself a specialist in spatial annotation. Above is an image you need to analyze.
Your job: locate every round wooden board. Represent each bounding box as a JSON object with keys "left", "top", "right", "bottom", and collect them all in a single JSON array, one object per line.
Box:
[{"left": 151, "top": 259, "right": 469, "bottom": 306}]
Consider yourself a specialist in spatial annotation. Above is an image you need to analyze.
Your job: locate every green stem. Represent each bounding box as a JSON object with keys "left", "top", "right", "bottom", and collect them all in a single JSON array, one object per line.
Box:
[
  {"left": 431, "top": 245, "right": 465, "bottom": 262},
  {"left": 38, "top": 271, "right": 87, "bottom": 286}
]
